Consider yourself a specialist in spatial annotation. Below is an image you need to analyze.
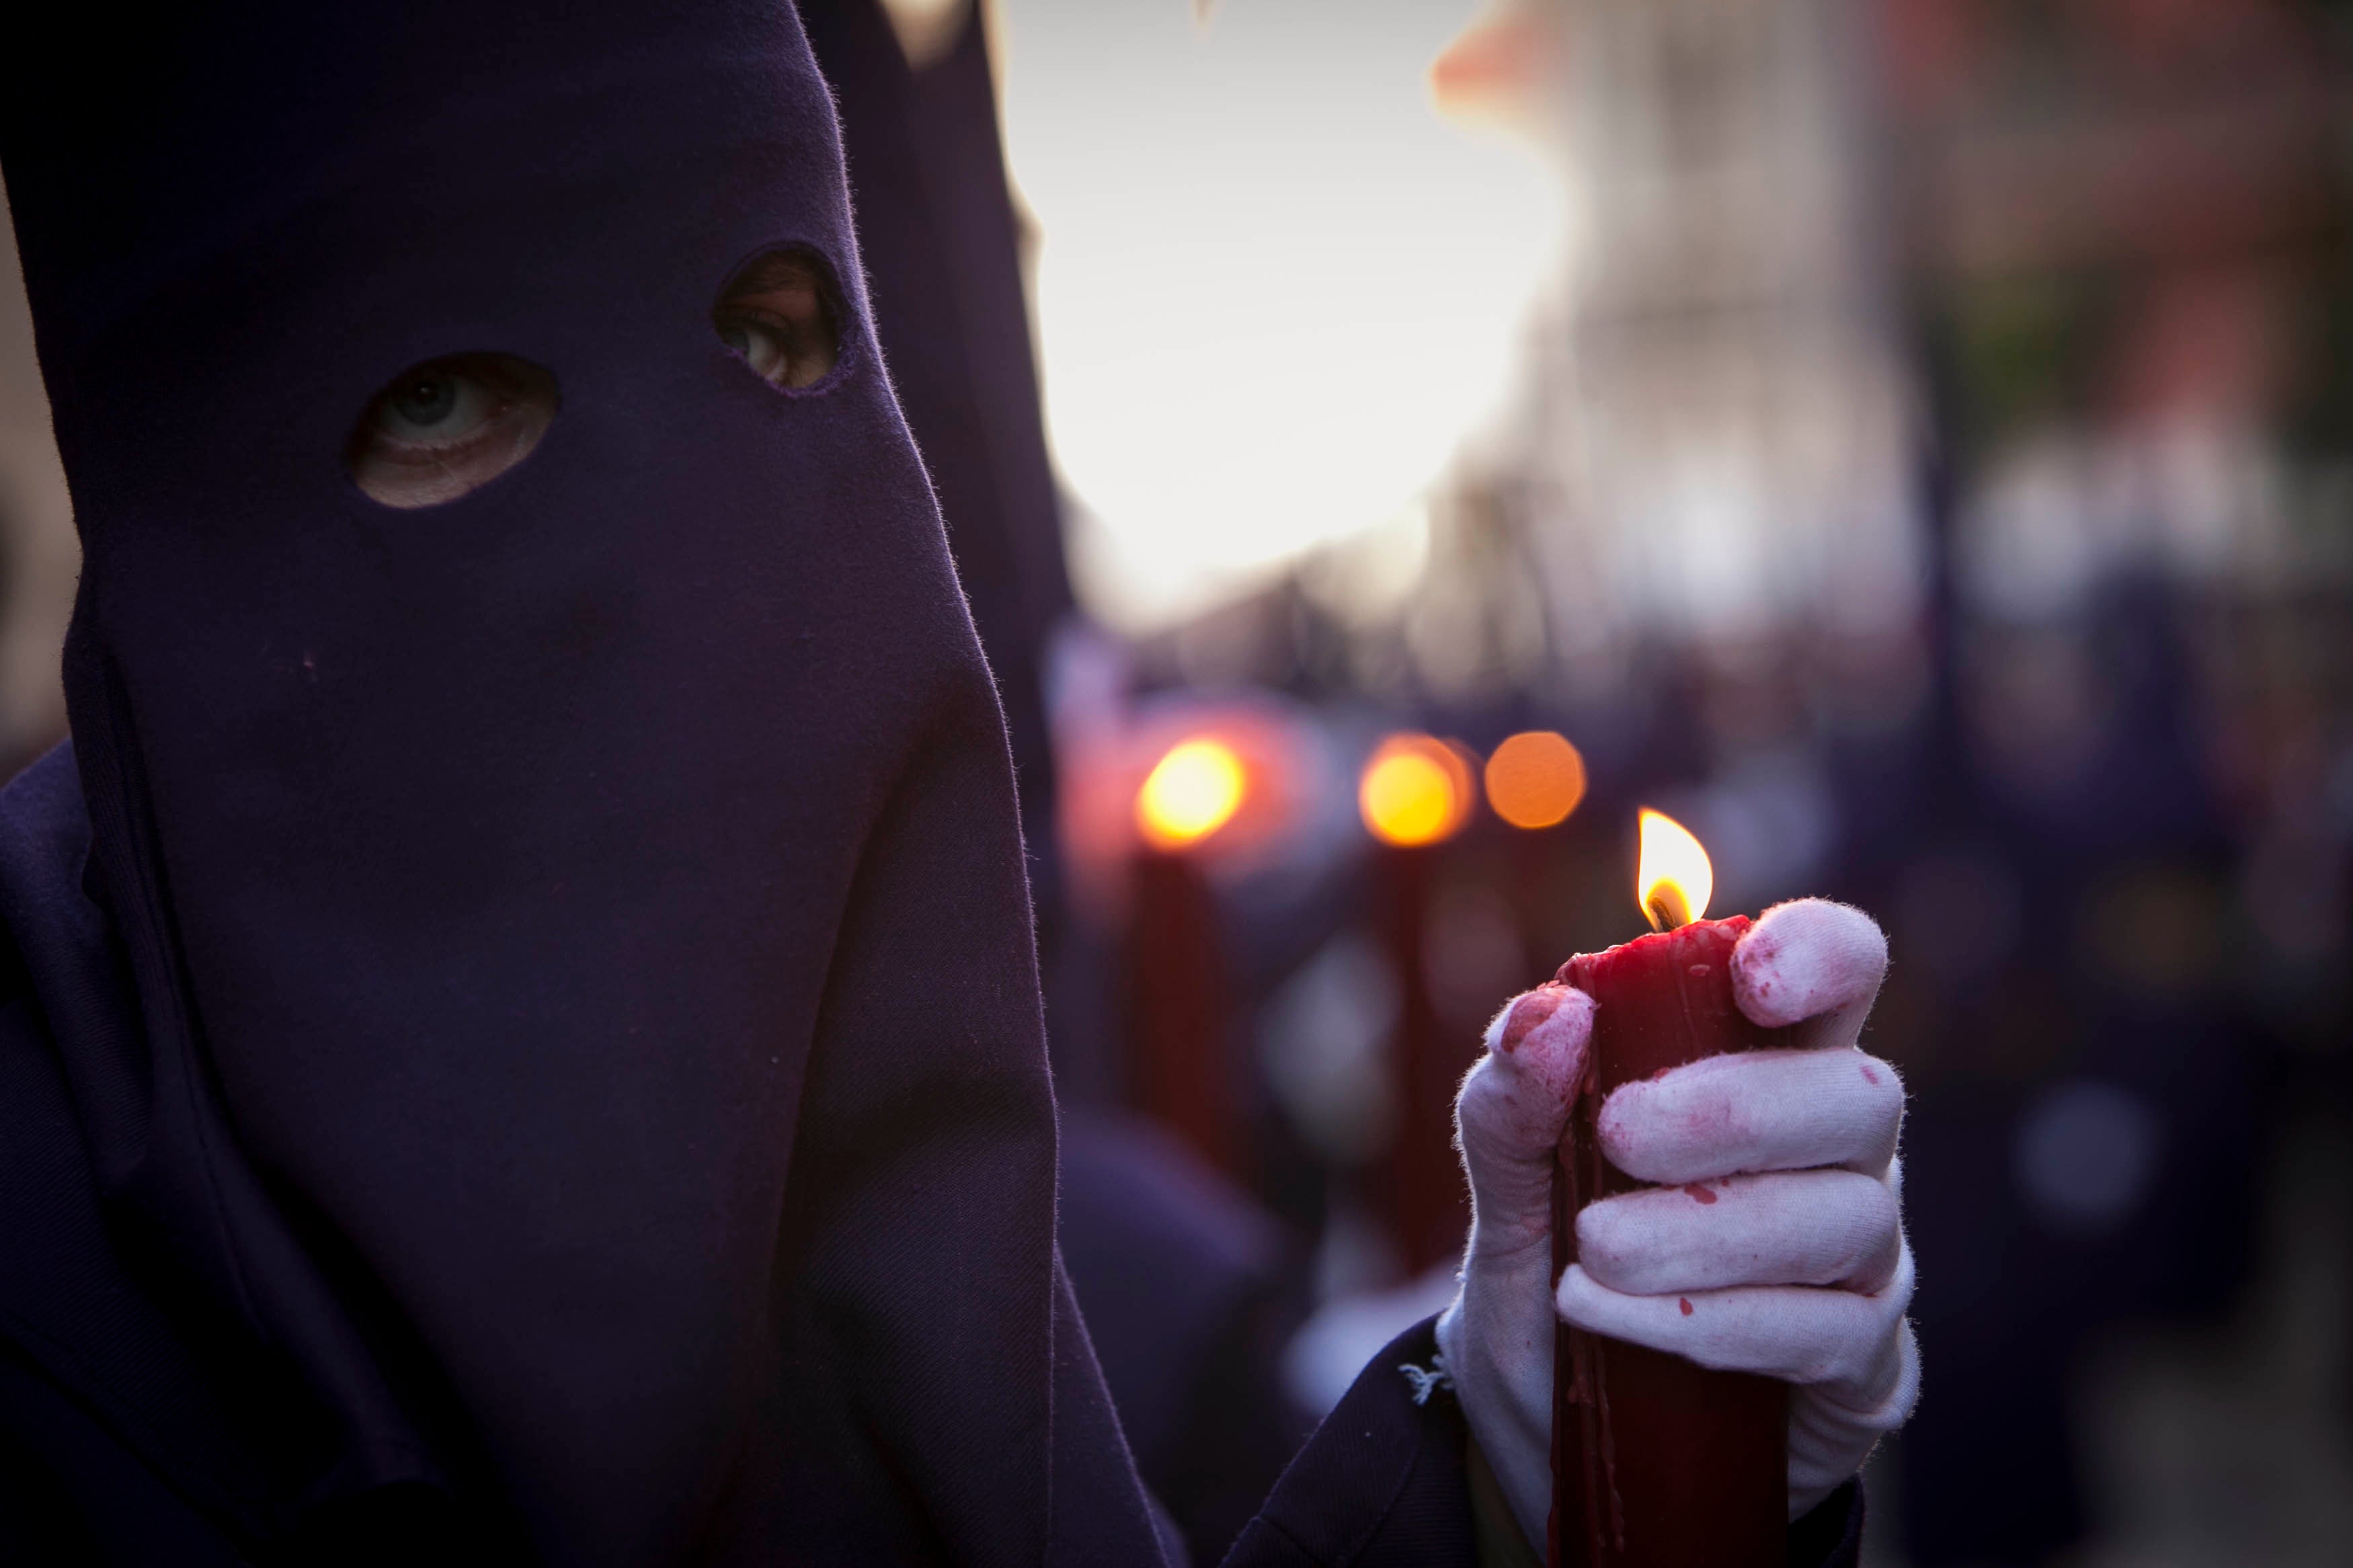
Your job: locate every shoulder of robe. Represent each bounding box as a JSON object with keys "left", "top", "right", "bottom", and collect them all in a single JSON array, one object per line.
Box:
[
  {"left": 0, "top": 743, "right": 85, "bottom": 1014},
  {"left": 1216, "top": 1314, "right": 1478, "bottom": 1568},
  {"left": 0, "top": 746, "right": 253, "bottom": 1560},
  {"left": 1207, "top": 1309, "right": 1868, "bottom": 1568},
  {"left": 0, "top": 1345, "right": 250, "bottom": 1565},
  {"left": 1789, "top": 1476, "right": 1866, "bottom": 1568}
]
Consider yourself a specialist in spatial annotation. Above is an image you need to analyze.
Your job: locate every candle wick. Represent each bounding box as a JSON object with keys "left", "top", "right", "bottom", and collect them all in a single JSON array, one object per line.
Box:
[{"left": 1644, "top": 889, "right": 1688, "bottom": 933}]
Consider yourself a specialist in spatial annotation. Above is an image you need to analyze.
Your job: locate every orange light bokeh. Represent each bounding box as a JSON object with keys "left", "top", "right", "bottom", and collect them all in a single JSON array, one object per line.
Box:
[
  {"left": 1482, "top": 730, "right": 1588, "bottom": 829},
  {"left": 1636, "top": 808, "right": 1713, "bottom": 930},
  {"left": 1136, "top": 737, "right": 1248, "bottom": 851},
  {"left": 1360, "top": 733, "right": 1474, "bottom": 848}
]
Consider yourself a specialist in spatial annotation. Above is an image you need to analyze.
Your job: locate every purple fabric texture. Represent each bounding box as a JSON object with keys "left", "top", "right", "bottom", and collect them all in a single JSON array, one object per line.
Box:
[
  {"left": 797, "top": 17, "right": 1316, "bottom": 1563},
  {"left": 798, "top": 0, "right": 1075, "bottom": 884},
  {"left": 0, "top": 3, "right": 1161, "bottom": 1562}
]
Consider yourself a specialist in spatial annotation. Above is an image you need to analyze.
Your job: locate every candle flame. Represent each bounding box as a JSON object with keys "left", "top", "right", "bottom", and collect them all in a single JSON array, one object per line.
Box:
[
  {"left": 1636, "top": 809, "right": 1712, "bottom": 931},
  {"left": 1138, "top": 737, "right": 1247, "bottom": 850},
  {"left": 1360, "top": 733, "right": 1473, "bottom": 848}
]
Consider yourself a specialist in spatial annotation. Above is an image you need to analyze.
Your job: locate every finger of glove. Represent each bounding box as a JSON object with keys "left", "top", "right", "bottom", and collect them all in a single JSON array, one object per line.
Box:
[
  {"left": 1598, "top": 1045, "right": 1903, "bottom": 1185},
  {"left": 1456, "top": 985, "right": 1594, "bottom": 1265},
  {"left": 1788, "top": 1318, "right": 1920, "bottom": 1517},
  {"left": 1574, "top": 1169, "right": 1901, "bottom": 1296},
  {"left": 1557, "top": 1243, "right": 1915, "bottom": 1395},
  {"left": 1449, "top": 986, "right": 1596, "bottom": 1549},
  {"left": 1732, "top": 898, "right": 1887, "bottom": 1051}
]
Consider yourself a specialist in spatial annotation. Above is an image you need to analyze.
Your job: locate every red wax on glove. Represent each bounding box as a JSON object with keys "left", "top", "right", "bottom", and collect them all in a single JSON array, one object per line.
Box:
[{"left": 1548, "top": 915, "right": 1791, "bottom": 1568}]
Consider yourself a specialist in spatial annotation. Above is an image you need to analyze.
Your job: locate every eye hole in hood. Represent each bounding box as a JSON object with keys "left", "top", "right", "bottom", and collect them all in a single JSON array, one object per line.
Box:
[
  {"left": 713, "top": 245, "right": 842, "bottom": 391},
  {"left": 344, "top": 352, "right": 559, "bottom": 509}
]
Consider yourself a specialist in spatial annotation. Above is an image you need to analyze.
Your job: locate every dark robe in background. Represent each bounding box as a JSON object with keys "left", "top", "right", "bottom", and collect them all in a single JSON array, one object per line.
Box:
[
  {"left": 796, "top": 0, "right": 1073, "bottom": 901},
  {"left": 793, "top": 7, "right": 1314, "bottom": 1562}
]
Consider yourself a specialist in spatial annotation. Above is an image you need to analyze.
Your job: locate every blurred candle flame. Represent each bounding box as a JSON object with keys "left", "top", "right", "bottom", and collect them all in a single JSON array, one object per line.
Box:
[
  {"left": 1483, "top": 730, "right": 1588, "bottom": 830},
  {"left": 1361, "top": 734, "right": 1473, "bottom": 848},
  {"left": 1637, "top": 809, "right": 1712, "bottom": 931},
  {"left": 1138, "top": 737, "right": 1247, "bottom": 851}
]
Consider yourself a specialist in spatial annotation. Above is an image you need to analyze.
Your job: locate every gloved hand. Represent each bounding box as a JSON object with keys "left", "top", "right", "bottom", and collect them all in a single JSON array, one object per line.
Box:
[{"left": 1435, "top": 899, "right": 1919, "bottom": 1549}]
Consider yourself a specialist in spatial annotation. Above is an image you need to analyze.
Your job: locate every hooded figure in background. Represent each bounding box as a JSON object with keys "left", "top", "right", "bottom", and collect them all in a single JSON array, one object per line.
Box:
[
  {"left": 794, "top": 9, "right": 1316, "bottom": 1562},
  {"left": 0, "top": 3, "right": 1164, "bottom": 1559}
]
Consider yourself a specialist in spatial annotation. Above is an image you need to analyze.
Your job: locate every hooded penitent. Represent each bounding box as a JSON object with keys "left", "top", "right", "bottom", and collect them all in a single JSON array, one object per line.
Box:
[{"left": 0, "top": 3, "right": 1162, "bottom": 1561}]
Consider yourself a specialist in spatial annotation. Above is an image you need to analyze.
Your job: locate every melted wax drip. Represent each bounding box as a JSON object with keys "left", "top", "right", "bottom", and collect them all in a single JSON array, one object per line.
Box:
[{"left": 1564, "top": 1048, "right": 1626, "bottom": 1556}]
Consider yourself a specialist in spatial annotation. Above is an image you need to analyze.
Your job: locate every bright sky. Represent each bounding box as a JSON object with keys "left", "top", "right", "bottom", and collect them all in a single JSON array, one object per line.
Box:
[{"left": 994, "top": 0, "right": 1562, "bottom": 633}]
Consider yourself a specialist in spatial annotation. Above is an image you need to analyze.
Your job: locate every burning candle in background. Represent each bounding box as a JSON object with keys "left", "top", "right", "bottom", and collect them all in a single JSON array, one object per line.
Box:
[
  {"left": 1482, "top": 730, "right": 1587, "bottom": 832},
  {"left": 1484, "top": 731, "right": 1596, "bottom": 1019},
  {"left": 1548, "top": 810, "right": 1789, "bottom": 1568},
  {"left": 1125, "top": 736, "right": 1249, "bottom": 1179},
  {"left": 1358, "top": 734, "right": 1474, "bottom": 852},
  {"left": 1359, "top": 733, "right": 1479, "bottom": 1274},
  {"left": 1137, "top": 738, "right": 1247, "bottom": 852}
]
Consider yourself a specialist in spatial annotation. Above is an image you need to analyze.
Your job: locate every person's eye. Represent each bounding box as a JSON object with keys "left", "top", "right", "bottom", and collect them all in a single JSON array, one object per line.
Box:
[
  {"left": 717, "top": 316, "right": 794, "bottom": 383},
  {"left": 344, "top": 353, "right": 559, "bottom": 509},
  {"left": 374, "top": 367, "right": 490, "bottom": 442},
  {"left": 712, "top": 248, "right": 841, "bottom": 390}
]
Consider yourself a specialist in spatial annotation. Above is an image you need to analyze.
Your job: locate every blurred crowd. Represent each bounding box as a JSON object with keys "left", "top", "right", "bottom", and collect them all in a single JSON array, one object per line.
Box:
[{"left": 5, "top": 1, "right": 2350, "bottom": 1563}]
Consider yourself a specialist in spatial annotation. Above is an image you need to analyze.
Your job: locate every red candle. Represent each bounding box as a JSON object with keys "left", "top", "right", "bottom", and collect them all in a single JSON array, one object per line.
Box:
[
  {"left": 1359, "top": 735, "right": 1477, "bottom": 1273},
  {"left": 1125, "top": 845, "right": 1241, "bottom": 1178},
  {"left": 1371, "top": 839, "right": 1461, "bottom": 1274},
  {"left": 1125, "top": 738, "right": 1251, "bottom": 1179},
  {"left": 1548, "top": 811, "right": 1789, "bottom": 1568}
]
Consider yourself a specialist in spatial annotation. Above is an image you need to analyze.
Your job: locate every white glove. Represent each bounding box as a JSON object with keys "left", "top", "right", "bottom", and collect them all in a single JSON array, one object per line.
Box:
[{"left": 1436, "top": 898, "right": 1920, "bottom": 1549}]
